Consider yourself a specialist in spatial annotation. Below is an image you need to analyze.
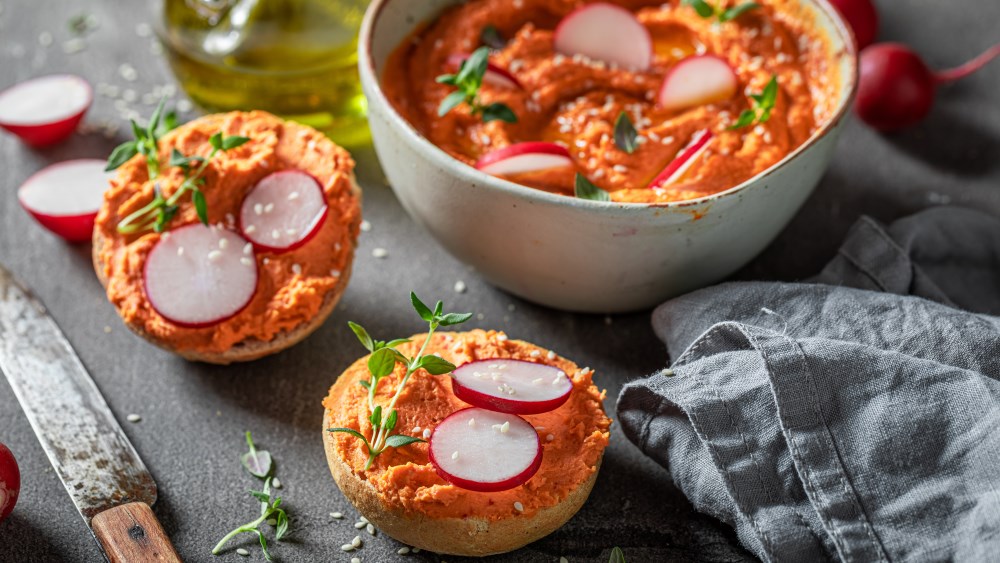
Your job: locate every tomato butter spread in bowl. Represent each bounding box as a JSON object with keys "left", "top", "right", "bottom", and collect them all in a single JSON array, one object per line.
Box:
[
  {"left": 93, "top": 111, "right": 362, "bottom": 364},
  {"left": 360, "top": 0, "right": 856, "bottom": 312}
]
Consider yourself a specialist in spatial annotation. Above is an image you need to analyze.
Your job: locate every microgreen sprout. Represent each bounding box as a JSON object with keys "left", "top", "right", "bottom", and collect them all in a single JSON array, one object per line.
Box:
[
  {"left": 212, "top": 476, "right": 289, "bottom": 561},
  {"left": 684, "top": 0, "right": 760, "bottom": 23},
  {"left": 728, "top": 75, "right": 779, "bottom": 130},
  {"left": 107, "top": 99, "right": 249, "bottom": 234},
  {"left": 610, "top": 546, "right": 627, "bottom": 563},
  {"left": 436, "top": 47, "right": 518, "bottom": 124},
  {"left": 328, "top": 292, "right": 473, "bottom": 470},
  {"left": 240, "top": 431, "right": 273, "bottom": 478}
]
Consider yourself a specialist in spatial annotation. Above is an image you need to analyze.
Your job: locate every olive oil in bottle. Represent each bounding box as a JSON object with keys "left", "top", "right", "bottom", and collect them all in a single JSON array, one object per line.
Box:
[{"left": 161, "top": 0, "right": 369, "bottom": 146}]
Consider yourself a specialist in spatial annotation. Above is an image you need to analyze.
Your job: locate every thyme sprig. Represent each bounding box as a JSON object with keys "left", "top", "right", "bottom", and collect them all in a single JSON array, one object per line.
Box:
[
  {"left": 328, "top": 293, "right": 472, "bottom": 470},
  {"left": 107, "top": 100, "right": 249, "bottom": 234},
  {"left": 728, "top": 75, "right": 778, "bottom": 130},
  {"left": 684, "top": 0, "right": 760, "bottom": 23},
  {"left": 436, "top": 46, "right": 518, "bottom": 124},
  {"left": 211, "top": 476, "right": 289, "bottom": 561}
]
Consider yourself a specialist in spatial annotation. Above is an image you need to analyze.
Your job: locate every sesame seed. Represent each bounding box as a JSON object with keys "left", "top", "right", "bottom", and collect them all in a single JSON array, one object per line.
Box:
[
  {"left": 454, "top": 280, "right": 467, "bottom": 293},
  {"left": 514, "top": 501, "right": 524, "bottom": 512},
  {"left": 218, "top": 238, "right": 228, "bottom": 249},
  {"left": 331, "top": 512, "right": 344, "bottom": 519},
  {"left": 236, "top": 548, "right": 249, "bottom": 556},
  {"left": 530, "top": 350, "right": 541, "bottom": 358},
  {"left": 264, "top": 203, "right": 274, "bottom": 213},
  {"left": 292, "top": 264, "right": 302, "bottom": 275},
  {"left": 341, "top": 544, "right": 355, "bottom": 552},
  {"left": 547, "top": 434, "right": 555, "bottom": 441},
  {"left": 580, "top": 367, "right": 591, "bottom": 376},
  {"left": 258, "top": 160, "right": 269, "bottom": 169},
  {"left": 422, "top": 428, "right": 431, "bottom": 439},
  {"left": 243, "top": 243, "right": 253, "bottom": 255},
  {"left": 103, "top": 326, "right": 112, "bottom": 334},
  {"left": 360, "top": 220, "right": 371, "bottom": 232},
  {"left": 560, "top": 558, "right": 569, "bottom": 563},
  {"left": 272, "top": 478, "right": 282, "bottom": 488},
  {"left": 178, "top": 99, "right": 193, "bottom": 112},
  {"left": 245, "top": 225, "right": 257, "bottom": 234},
  {"left": 354, "top": 521, "right": 367, "bottom": 529},
  {"left": 207, "top": 250, "right": 222, "bottom": 262},
  {"left": 497, "top": 334, "right": 508, "bottom": 342},
  {"left": 330, "top": 269, "right": 341, "bottom": 277},
  {"left": 535, "top": 426, "right": 546, "bottom": 431},
  {"left": 263, "top": 258, "right": 270, "bottom": 265},
  {"left": 613, "top": 164, "right": 628, "bottom": 173},
  {"left": 240, "top": 257, "right": 253, "bottom": 267},
  {"left": 351, "top": 558, "right": 360, "bottom": 563},
  {"left": 38, "top": 31, "right": 53, "bottom": 47},
  {"left": 126, "top": 414, "right": 141, "bottom": 423},
  {"left": 254, "top": 203, "right": 264, "bottom": 215},
  {"left": 398, "top": 547, "right": 411, "bottom": 555},
  {"left": 532, "top": 378, "right": 543, "bottom": 385},
  {"left": 413, "top": 548, "right": 421, "bottom": 553},
  {"left": 177, "top": 247, "right": 184, "bottom": 256},
  {"left": 266, "top": 518, "right": 277, "bottom": 526},
  {"left": 500, "top": 421, "right": 510, "bottom": 433},
  {"left": 412, "top": 426, "right": 422, "bottom": 434},
  {"left": 271, "top": 229, "right": 281, "bottom": 240},
  {"left": 359, "top": 516, "right": 369, "bottom": 523},
  {"left": 451, "top": 451, "right": 459, "bottom": 460},
  {"left": 372, "top": 248, "right": 388, "bottom": 258},
  {"left": 366, "top": 523, "right": 375, "bottom": 535},
  {"left": 285, "top": 228, "right": 297, "bottom": 235},
  {"left": 352, "top": 536, "right": 362, "bottom": 548}
]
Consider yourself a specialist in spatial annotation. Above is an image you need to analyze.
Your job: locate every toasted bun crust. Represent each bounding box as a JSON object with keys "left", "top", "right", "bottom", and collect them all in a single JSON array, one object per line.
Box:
[{"left": 322, "top": 372, "right": 602, "bottom": 556}]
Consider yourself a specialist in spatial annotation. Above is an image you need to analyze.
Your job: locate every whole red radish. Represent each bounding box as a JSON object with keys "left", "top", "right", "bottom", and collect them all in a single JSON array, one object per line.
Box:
[
  {"left": 856, "top": 42, "right": 1000, "bottom": 132},
  {"left": 828, "top": 0, "right": 878, "bottom": 49},
  {"left": 0, "top": 443, "right": 19, "bottom": 523}
]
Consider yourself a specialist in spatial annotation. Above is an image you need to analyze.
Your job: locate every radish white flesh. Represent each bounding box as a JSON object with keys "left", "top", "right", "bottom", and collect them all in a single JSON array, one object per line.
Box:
[
  {"left": 239, "top": 170, "right": 328, "bottom": 253},
  {"left": 451, "top": 359, "right": 572, "bottom": 414},
  {"left": 429, "top": 408, "right": 542, "bottom": 492},
  {"left": 144, "top": 224, "right": 258, "bottom": 328},
  {"left": 658, "top": 55, "right": 739, "bottom": 111},
  {"left": 0, "top": 75, "right": 92, "bottom": 146},
  {"left": 649, "top": 130, "right": 714, "bottom": 189},
  {"left": 18, "top": 159, "right": 114, "bottom": 242},
  {"left": 447, "top": 54, "right": 523, "bottom": 89},
  {"left": 553, "top": 3, "right": 653, "bottom": 71},
  {"left": 475, "top": 142, "right": 574, "bottom": 176}
]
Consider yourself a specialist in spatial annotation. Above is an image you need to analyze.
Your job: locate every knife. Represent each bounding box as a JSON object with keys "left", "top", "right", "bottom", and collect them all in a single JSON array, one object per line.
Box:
[{"left": 0, "top": 266, "right": 181, "bottom": 562}]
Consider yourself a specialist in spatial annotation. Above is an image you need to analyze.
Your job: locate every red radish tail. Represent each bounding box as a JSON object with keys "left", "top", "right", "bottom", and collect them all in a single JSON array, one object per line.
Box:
[{"left": 934, "top": 42, "right": 1000, "bottom": 84}]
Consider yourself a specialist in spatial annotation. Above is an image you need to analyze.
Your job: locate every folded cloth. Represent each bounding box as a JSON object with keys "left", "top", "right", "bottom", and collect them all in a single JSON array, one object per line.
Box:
[{"left": 617, "top": 207, "right": 1000, "bottom": 563}]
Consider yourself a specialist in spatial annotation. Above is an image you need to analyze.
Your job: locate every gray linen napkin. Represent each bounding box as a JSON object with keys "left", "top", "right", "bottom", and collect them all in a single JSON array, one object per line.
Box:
[{"left": 617, "top": 207, "right": 1000, "bottom": 563}]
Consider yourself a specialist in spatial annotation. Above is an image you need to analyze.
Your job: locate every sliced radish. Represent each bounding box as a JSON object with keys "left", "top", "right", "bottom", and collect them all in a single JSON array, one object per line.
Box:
[
  {"left": 475, "top": 142, "right": 574, "bottom": 176},
  {"left": 658, "top": 55, "right": 739, "bottom": 111},
  {"left": 239, "top": 170, "right": 328, "bottom": 253},
  {"left": 143, "top": 223, "right": 258, "bottom": 328},
  {"left": 0, "top": 75, "right": 92, "bottom": 147},
  {"left": 649, "top": 130, "right": 714, "bottom": 189},
  {"left": 451, "top": 359, "right": 573, "bottom": 414},
  {"left": 428, "top": 408, "right": 542, "bottom": 492},
  {"left": 447, "top": 54, "right": 523, "bottom": 89},
  {"left": 553, "top": 3, "right": 653, "bottom": 71},
  {"left": 18, "top": 159, "right": 114, "bottom": 242}
]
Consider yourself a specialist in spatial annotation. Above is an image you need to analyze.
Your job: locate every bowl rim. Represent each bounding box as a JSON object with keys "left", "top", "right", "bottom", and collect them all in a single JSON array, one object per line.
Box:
[{"left": 358, "top": 0, "right": 859, "bottom": 212}]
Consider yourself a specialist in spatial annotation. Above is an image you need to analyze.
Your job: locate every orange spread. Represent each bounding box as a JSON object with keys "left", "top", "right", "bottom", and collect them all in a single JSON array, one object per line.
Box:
[
  {"left": 383, "top": 0, "right": 840, "bottom": 203},
  {"left": 94, "top": 111, "right": 361, "bottom": 354},
  {"left": 323, "top": 330, "right": 611, "bottom": 520}
]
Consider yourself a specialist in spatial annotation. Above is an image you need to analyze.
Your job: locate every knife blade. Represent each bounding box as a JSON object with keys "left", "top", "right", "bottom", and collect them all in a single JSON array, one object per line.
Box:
[{"left": 0, "top": 266, "right": 180, "bottom": 562}]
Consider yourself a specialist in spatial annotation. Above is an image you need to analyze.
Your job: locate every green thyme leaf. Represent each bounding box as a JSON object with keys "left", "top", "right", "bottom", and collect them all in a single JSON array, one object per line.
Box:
[
  {"left": 416, "top": 354, "right": 457, "bottom": 375},
  {"left": 106, "top": 141, "right": 138, "bottom": 171},
  {"left": 358, "top": 380, "right": 371, "bottom": 390},
  {"left": 610, "top": 546, "right": 627, "bottom": 563},
  {"left": 480, "top": 25, "right": 505, "bottom": 49},
  {"left": 719, "top": 2, "right": 760, "bottom": 22},
  {"left": 436, "top": 73, "right": 458, "bottom": 85},
  {"left": 221, "top": 135, "right": 250, "bottom": 150},
  {"left": 209, "top": 132, "right": 223, "bottom": 150},
  {"left": 192, "top": 189, "right": 208, "bottom": 225},
  {"left": 614, "top": 112, "right": 639, "bottom": 154},
  {"left": 457, "top": 47, "right": 490, "bottom": 86},
  {"left": 684, "top": 0, "right": 716, "bottom": 19},
  {"left": 368, "top": 347, "right": 397, "bottom": 379},
  {"left": 146, "top": 97, "right": 167, "bottom": 140},
  {"left": 256, "top": 529, "right": 271, "bottom": 561},
  {"left": 574, "top": 173, "right": 611, "bottom": 202},
  {"left": 481, "top": 102, "right": 518, "bottom": 124},
  {"left": 327, "top": 427, "right": 370, "bottom": 445},
  {"left": 385, "top": 409, "right": 398, "bottom": 431},
  {"left": 728, "top": 109, "right": 757, "bottom": 130},
  {"left": 410, "top": 292, "right": 435, "bottom": 322},
  {"left": 437, "top": 312, "right": 473, "bottom": 326},
  {"left": 274, "top": 510, "right": 289, "bottom": 540},
  {"left": 155, "top": 110, "right": 179, "bottom": 138},
  {"left": 348, "top": 321, "right": 375, "bottom": 351},
  {"left": 384, "top": 434, "right": 426, "bottom": 448},
  {"left": 438, "top": 90, "right": 467, "bottom": 117},
  {"left": 728, "top": 75, "right": 778, "bottom": 129},
  {"left": 370, "top": 405, "right": 382, "bottom": 428},
  {"left": 385, "top": 338, "right": 411, "bottom": 348}
]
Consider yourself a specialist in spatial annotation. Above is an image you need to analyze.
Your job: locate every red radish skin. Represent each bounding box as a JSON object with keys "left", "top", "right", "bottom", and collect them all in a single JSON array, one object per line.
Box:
[
  {"left": 0, "top": 75, "right": 92, "bottom": 147},
  {"left": 451, "top": 359, "right": 573, "bottom": 414},
  {"left": 239, "top": 170, "right": 329, "bottom": 253},
  {"left": 856, "top": 42, "right": 1000, "bottom": 132},
  {"left": 649, "top": 130, "right": 714, "bottom": 189},
  {"left": 475, "top": 142, "right": 574, "bottom": 176},
  {"left": 18, "top": 159, "right": 115, "bottom": 242},
  {"left": 658, "top": 55, "right": 739, "bottom": 112},
  {"left": 554, "top": 3, "right": 653, "bottom": 71},
  {"left": 446, "top": 54, "right": 523, "bottom": 89},
  {"left": 0, "top": 443, "right": 19, "bottom": 523},
  {"left": 828, "top": 0, "right": 878, "bottom": 50},
  {"left": 428, "top": 408, "right": 542, "bottom": 493},
  {"left": 143, "top": 224, "right": 259, "bottom": 328}
]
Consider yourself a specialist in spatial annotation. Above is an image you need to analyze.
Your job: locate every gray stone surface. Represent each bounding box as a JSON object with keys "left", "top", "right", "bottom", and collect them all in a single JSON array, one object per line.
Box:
[{"left": 0, "top": 1, "right": 997, "bottom": 562}]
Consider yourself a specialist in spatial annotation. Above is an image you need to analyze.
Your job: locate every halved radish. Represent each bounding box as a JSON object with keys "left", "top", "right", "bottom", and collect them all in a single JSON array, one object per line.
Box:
[
  {"left": 446, "top": 54, "right": 523, "bottom": 89},
  {"left": 553, "top": 3, "right": 653, "bottom": 71},
  {"left": 428, "top": 408, "right": 542, "bottom": 492},
  {"left": 143, "top": 223, "right": 258, "bottom": 328},
  {"left": 239, "top": 170, "right": 328, "bottom": 253},
  {"left": 18, "top": 159, "right": 114, "bottom": 242},
  {"left": 451, "top": 359, "right": 573, "bottom": 414},
  {"left": 658, "top": 55, "right": 739, "bottom": 111},
  {"left": 475, "top": 142, "right": 574, "bottom": 176},
  {"left": 0, "top": 75, "right": 92, "bottom": 147},
  {"left": 649, "top": 130, "right": 714, "bottom": 189}
]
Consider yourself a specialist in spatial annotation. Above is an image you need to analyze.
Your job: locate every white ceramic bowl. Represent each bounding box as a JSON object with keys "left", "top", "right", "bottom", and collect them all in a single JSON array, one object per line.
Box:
[{"left": 359, "top": 0, "right": 857, "bottom": 313}]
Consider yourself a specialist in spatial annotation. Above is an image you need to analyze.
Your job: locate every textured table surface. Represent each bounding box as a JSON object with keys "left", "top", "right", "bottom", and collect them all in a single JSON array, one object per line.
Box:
[{"left": 1, "top": 1, "right": 998, "bottom": 562}]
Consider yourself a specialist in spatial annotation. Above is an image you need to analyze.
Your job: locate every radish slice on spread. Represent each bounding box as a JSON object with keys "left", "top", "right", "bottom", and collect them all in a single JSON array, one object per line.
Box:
[
  {"left": 658, "top": 55, "right": 739, "bottom": 111},
  {"left": 451, "top": 359, "right": 573, "bottom": 414},
  {"left": 0, "top": 75, "right": 92, "bottom": 147},
  {"left": 475, "top": 142, "right": 574, "bottom": 176},
  {"left": 447, "top": 54, "right": 523, "bottom": 89},
  {"left": 239, "top": 170, "right": 328, "bottom": 253},
  {"left": 18, "top": 159, "right": 114, "bottom": 242},
  {"left": 429, "top": 408, "right": 542, "bottom": 492},
  {"left": 649, "top": 130, "right": 714, "bottom": 189},
  {"left": 143, "top": 224, "right": 258, "bottom": 328},
  {"left": 554, "top": 3, "right": 653, "bottom": 71}
]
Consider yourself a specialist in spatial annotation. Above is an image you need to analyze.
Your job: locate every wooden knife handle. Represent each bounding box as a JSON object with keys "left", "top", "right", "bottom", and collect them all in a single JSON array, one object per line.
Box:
[{"left": 92, "top": 502, "right": 182, "bottom": 562}]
